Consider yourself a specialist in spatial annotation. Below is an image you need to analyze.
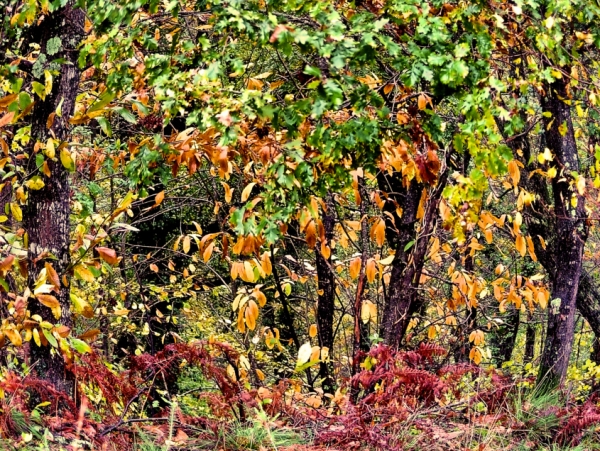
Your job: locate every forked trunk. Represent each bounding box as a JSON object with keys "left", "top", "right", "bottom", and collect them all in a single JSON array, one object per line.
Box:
[{"left": 537, "top": 77, "right": 587, "bottom": 390}]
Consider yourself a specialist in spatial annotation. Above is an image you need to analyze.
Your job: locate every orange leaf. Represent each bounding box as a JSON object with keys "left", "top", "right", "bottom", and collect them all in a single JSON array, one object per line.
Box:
[
  {"left": 366, "top": 258, "right": 377, "bottom": 283},
  {"left": 515, "top": 234, "right": 526, "bottom": 257},
  {"left": 96, "top": 247, "right": 119, "bottom": 265},
  {"left": 305, "top": 220, "right": 317, "bottom": 249},
  {"left": 349, "top": 257, "right": 361, "bottom": 280},
  {"left": 37, "top": 294, "right": 59, "bottom": 309},
  {"left": 155, "top": 190, "right": 165, "bottom": 206},
  {"left": 0, "top": 111, "right": 15, "bottom": 128}
]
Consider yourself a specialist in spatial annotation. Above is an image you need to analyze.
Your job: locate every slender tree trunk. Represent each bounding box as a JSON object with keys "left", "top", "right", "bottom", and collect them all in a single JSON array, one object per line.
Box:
[
  {"left": 524, "top": 311, "right": 536, "bottom": 364},
  {"left": 22, "top": 2, "right": 84, "bottom": 396},
  {"left": 537, "top": 77, "right": 588, "bottom": 390},
  {"left": 315, "top": 195, "right": 336, "bottom": 393},
  {"left": 352, "top": 178, "right": 369, "bottom": 380}
]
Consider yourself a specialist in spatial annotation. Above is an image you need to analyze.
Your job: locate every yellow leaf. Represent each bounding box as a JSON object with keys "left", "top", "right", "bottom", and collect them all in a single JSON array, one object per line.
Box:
[
  {"left": 256, "top": 369, "right": 265, "bottom": 381},
  {"left": 379, "top": 254, "right": 395, "bottom": 265},
  {"left": 221, "top": 182, "right": 233, "bottom": 203},
  {"left": 428, "top": 325, "right": 437, "bottom": 340},
  {"left": 577, "top": 176, "right": 586, "bottom": 195},
  {"left": 309, "top": 324, "right": 317, "bottom": 338},
  {"left": 241, "top": 182, "right": 256, "bottom": 202},
  {"left": 243, "top": 261, "right": 255, "bottom": 282},
  {"left": 5, "top": 328, "right": 22, "bottom": 346},
  {"left": 25, "top": 176, "right": 45, "bottom": 191},
  {"left": 74, "top": 265, "right": 95, "bottom": 282},
  {"left": 60, "top": 148, "right": 74, "bottom": 171},
  {"left": 10, "top": 203, "right": 22, "bottom": 222},
  {"left": 71, "top": 293, "right": 94, "bottom": 318},
  {"left": 183, "top": 235, "right": 191, "bottom": 254},
  {"left": 45, "top": 138, "right": 55, "bottom": 159},
  {"left": 33, "top": 328, "right": 41, "bottom": 347},
  {"left": 361, "top": 301, "right": 377, "bottom": 324}
]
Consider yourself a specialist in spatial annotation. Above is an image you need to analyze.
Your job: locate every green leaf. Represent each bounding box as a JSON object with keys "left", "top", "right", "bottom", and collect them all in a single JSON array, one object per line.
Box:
[
  {"left": 88, "top": 90, "right": 116, "bottom": 113},
  {"left": 113, "top": 107, "right": 137, "bottom": 124},
  {"left": 70, "top": 338, "right": 91, "bottom": 354},
  {"left": 42, "top": 328, "right": 58, "bottom": 348},
  {"left": 96, "top": 117, "right": 112, "bottom": 137},
  {"left": 32, "top": 82, "right": 46, "bottom": 100},
  {"left": 404, "top": 240, "right": 415, "bottom": 252}
]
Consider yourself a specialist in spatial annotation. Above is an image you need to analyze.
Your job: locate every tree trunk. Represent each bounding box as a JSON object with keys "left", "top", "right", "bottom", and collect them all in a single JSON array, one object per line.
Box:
[
  {"left": 315, "top": 195, "right": 336, "bottom": 393},
  {"left": 22, "top": 2, "right": 84, "bottom": 396},
  {"left": 379, "top": 162, "right": 449, "bottom": 348},
  {"left": 537, "top": 77, "right": 588, "bottom": 390},
  {"left": 524, "top": 311, "right": 536, "bottom": 364}
]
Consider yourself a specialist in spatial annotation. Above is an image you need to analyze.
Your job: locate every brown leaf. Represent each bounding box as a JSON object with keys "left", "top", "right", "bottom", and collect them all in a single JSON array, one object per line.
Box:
[
  {"left": 0, "top": 254, "right": 14, "bottom": 271},
  {"left": 78, "top": 328, "right": 101, "bottom": 341}
]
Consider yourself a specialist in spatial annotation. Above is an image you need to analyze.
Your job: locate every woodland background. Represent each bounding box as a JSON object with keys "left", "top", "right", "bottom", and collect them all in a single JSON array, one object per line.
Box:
[{"left": 2, "top": 0, "right": 600, "bottom": 449}]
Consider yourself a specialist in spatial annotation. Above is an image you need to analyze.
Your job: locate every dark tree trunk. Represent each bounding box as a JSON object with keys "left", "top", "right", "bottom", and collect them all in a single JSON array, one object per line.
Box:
[
  {"left": 490, "top": 306, "right": 520, "bottom": 366},
  {"left": 524, "top": 311, "right": 536, "bottom": 364},
  {"left": 351, "top": 178, "right": 370, "bottom": 381},
  {"left": 575, "top": 272, "right": 600, "bottom": 365},
  {"left": 379, "top": 163, "right": 449, "bottom": 348},
  {"left": 315, "top": 195, "right": 336, "bottom": 393},
  {"left": 22, "top": 3, "right": 84, "bottom": 396},
  {"left": 537, "top": 78, "right": 588, "bottom": 390}
]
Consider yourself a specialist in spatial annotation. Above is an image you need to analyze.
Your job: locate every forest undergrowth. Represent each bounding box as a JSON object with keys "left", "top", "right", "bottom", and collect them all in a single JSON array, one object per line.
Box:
[{"left": 1, "top": 341, "right": 599, "bottom": 451}]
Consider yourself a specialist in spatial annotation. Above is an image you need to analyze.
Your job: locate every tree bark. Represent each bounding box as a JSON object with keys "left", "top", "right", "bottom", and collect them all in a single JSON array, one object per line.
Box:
[
  {"left": 537, "top": 77, "right": 588, "bottom": 390},
  {"left": 524, "top": 311, "right": 536, "bottom": 364},
  {"left": 379, "top": 161, "right": 449, "bottom": 348},
  {"left": 22, "top": 2, "right": 84, "bottom": 396},
  {"left": 315, "top": 195, "right": 336, "bottom": 393}
]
